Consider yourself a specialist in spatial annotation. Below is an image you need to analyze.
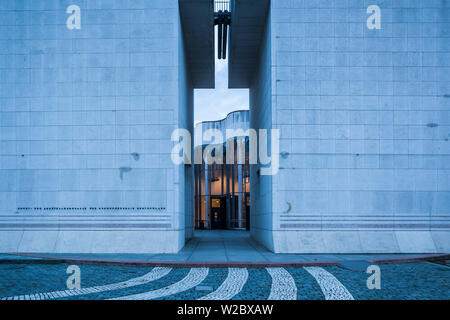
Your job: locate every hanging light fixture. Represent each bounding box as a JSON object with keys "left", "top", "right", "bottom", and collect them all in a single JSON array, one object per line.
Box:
[{"left": 214, "top": 1, "right": 231, "bottom": 60}]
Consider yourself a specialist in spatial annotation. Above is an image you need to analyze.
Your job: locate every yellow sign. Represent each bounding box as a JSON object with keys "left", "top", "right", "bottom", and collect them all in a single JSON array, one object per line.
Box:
[{"left": 211, "top": 199, "right": 221, "bottom": 208}]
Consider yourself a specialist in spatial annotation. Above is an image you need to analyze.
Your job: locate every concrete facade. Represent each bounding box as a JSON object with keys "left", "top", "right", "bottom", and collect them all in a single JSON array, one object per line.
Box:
[
  {"left": 0, "top": 0, "right": 214, "bottom": 253},
  {"left": 0, "top": 0, "right": 449, "bottom": 254},
  {"left": 230, "top": 0, "right": 450, "bottom": 253}
]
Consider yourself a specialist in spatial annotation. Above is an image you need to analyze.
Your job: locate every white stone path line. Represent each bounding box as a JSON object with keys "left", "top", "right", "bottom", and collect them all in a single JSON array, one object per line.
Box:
[
  {"left": 0, "top": 267, "right": 172, "bottom": 301},
  {"left": 198, "top": 268, "right": 248, "bottom": 300},
  {"left": 266, "top": 268, "right": 297, "bottom": 300},
  {"left": 304, "top": 267, "right": 354, "bottom": 300},
  {"left": 111, "top": 268, "right": 209, "bottom": 300}
]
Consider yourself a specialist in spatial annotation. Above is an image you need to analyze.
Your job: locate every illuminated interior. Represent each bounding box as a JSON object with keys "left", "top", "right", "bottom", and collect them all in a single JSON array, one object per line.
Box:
[{"left": 194, "top": 137, "right": 250, "bottom": 230}]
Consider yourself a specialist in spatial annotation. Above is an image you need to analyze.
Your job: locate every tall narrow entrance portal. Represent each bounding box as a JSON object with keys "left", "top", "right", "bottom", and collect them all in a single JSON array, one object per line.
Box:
[
  {"left": 194, "top": 1, "right": 250, "bottom": 232},
  {"left": 194, "top": 111, "right": 250, "bottom": 230}
]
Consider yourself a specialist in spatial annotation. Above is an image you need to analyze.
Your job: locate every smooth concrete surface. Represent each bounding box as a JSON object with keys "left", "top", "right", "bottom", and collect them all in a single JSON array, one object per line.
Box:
[
  {"left": 1, "top": 230, "right": 185, "bottom": 254},
  {"left": 1, "top": 0, "right": 449, "bottom": 255},
  {"left": 228, "top": 0, "right": 270, "bottom": 88},
  {"left": 249, "top": 3, "right": 274, "bottom": 251},
  {"left": 0, "top": 0, "right": 209, "bottom": 254},
  {"left": 3, "top": 231, "right": 447, "bottom": 264},
  {"left": 234, "top": 0, "right": 450, "bottom": 253},
  {"left": 179, "top": 0, "right": 215, "bottom": 88}
]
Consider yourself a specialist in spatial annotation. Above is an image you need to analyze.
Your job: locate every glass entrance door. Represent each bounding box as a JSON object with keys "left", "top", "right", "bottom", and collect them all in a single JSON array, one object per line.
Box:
[{"left": 210, "top": 197, "right": 226, "bottom": 229}]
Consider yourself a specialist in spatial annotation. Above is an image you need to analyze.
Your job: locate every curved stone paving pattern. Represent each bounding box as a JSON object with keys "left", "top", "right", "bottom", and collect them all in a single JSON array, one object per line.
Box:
[
  {"left": 286, "top": 267, "right": 325, "bottom": 300},
  {"left": 198, "top": 268, "right": 248, "bottom": 300},
  {"left": 110, "top": 268, "right": 209, "bottom": 300},
  {"left": 231, "top": 267, "right": 272, "bottom": 300},
  {"left": 266, "top": 268, "right": 297, "bottom": 300},
  {"left": 0, "top": 263, "right": 153, "bottom": 299},
  {"left": 0, "top": 267, "right": 171, "bottom": 300},
  {"left": 324, "top": 263, "right": 450, "bottom": 300},
  {"left": 155, "top": 268, "right": 228, "bottom": 300},
  {"left": 62, "top": 267, "right": 192, "bottom": 300},
  {"left": 0, "top": 263, "right": 448, "bottom": 300},
  {"left": 304, "top": 267, "right": 354, "bottom": 300}
]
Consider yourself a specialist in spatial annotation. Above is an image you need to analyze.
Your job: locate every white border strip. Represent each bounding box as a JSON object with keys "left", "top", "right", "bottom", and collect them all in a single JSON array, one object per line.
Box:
[
  {"left": 304, "top": 267, "right": 354, "bottom": 300},
  {"left": 266, "top": 268, "right": 297, "bottom": 300},
  {"left": 0, "top": 267, "right": 172, "bottom": 300},
  {"left": 198, "top": 268, "right": 248, "bottom": 300},
  {"left": 112, "top": 268, "right": 209, "bottom": 300}
]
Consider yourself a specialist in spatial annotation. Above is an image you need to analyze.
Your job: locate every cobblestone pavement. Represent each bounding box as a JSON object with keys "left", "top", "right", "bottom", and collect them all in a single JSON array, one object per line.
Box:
[{"left": 0, "top": 262, "right": 448, "bottom": 300}]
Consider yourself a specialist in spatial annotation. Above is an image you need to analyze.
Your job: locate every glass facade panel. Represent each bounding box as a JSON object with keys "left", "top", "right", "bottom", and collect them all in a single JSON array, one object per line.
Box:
[{"left": 194, "top": 111, "right": 250, "bottom": 230}]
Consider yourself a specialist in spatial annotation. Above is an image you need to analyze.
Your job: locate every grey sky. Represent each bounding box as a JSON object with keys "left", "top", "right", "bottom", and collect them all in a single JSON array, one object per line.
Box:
[{"left": 194, "top": 27, "right": 249, "bottom": 125}]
